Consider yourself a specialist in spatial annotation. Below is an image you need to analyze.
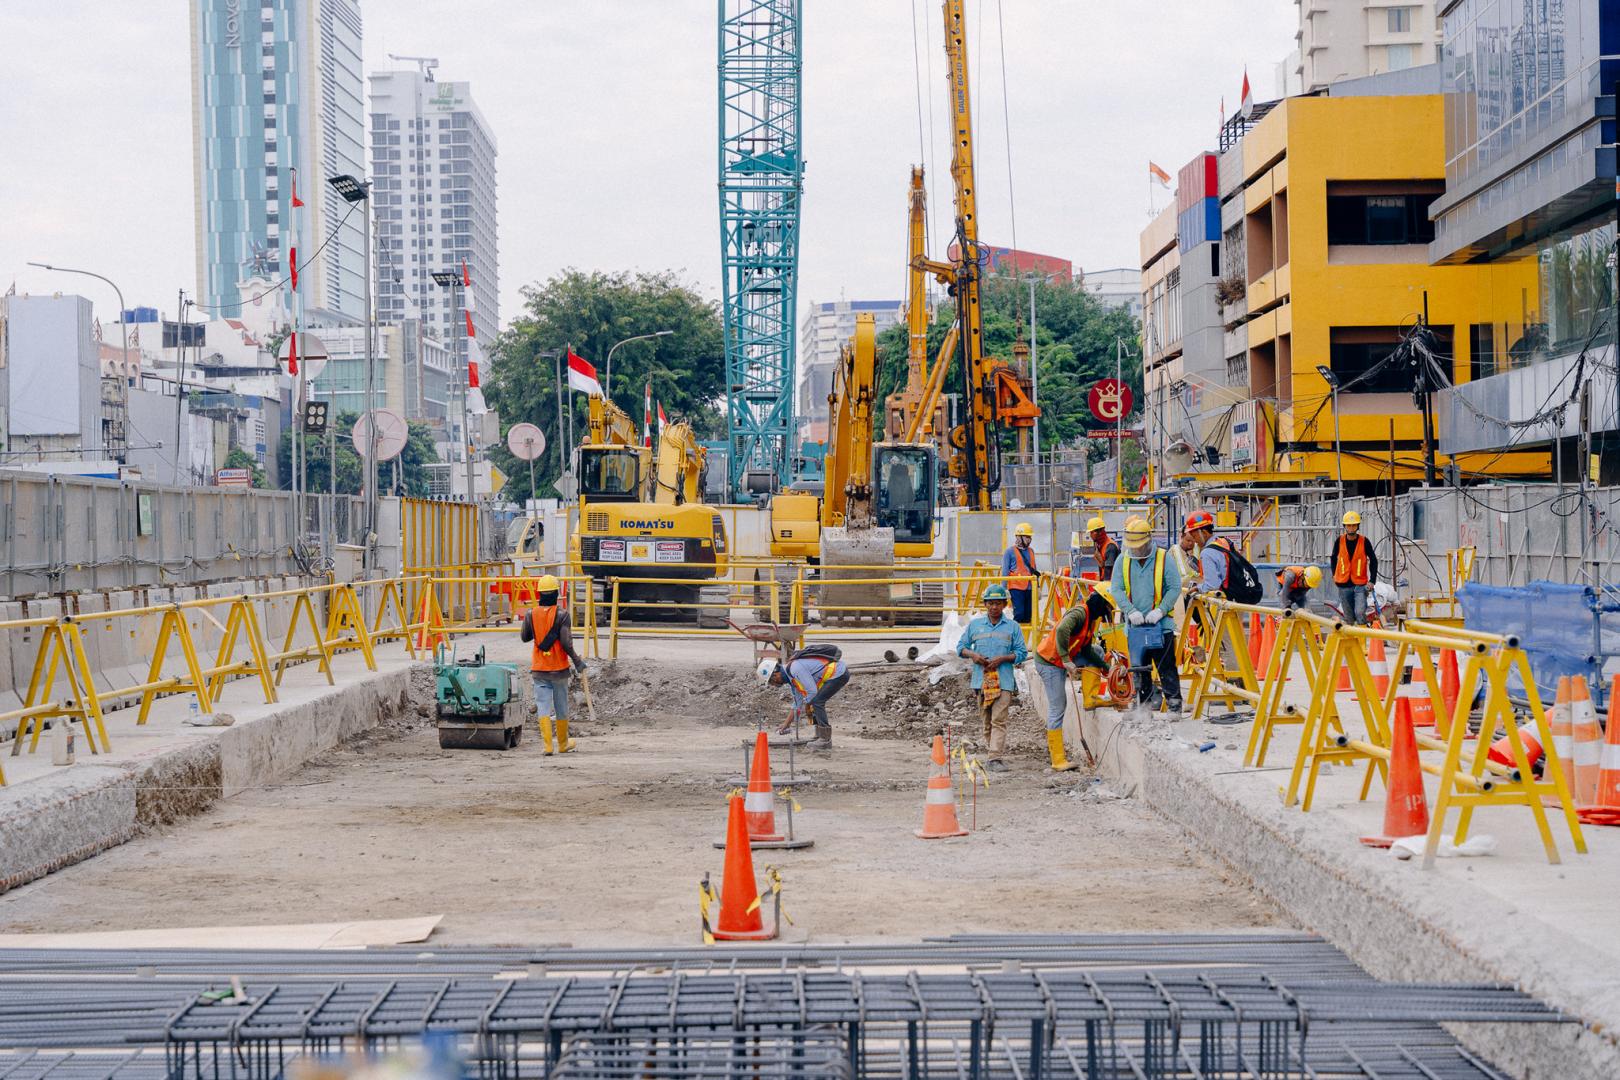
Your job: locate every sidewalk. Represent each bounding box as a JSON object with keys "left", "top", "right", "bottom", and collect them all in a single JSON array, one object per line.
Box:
[
  {"left": 1080, "top": 669, "right": 1620, "bottom": 1080},
  {"left": 0, "top": 641, "right": 431, "bottom": 893}
]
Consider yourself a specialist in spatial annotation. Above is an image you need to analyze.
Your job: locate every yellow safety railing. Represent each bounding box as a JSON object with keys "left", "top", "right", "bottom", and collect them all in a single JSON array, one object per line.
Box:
[
  {"left": 421, "top": 573, "right": 599, "bottom": 660},
  {"left": 1185, "top": 595, "right": 1586, "bottom": 868}
]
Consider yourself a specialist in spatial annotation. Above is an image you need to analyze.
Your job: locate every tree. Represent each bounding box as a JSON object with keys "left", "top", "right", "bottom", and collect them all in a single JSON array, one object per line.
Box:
[
  {"left": 872, "top": 274, "right": 1141, "bottom": 458},
  {"left": 486, "top": 269, "right": 727, "bottom": 507},
  {"left": 221, "top": 447, "right": 267, "bottom": 489},
  {"left": 277, "top": 411, "right": 441, "bottom": 498}
]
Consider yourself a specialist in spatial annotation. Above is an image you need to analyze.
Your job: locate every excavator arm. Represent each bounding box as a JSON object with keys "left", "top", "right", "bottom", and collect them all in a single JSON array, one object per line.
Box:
[
  {"left": 651, "top": 420, "right": 707, "bottom": 505},
  {"left": 587, "top": 394, "right": 639, "bottom": 447}
]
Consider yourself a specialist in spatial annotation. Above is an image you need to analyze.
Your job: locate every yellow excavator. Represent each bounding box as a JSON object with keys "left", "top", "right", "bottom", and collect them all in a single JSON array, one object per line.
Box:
[{"left": 574, "top": 395, "right": 728, "bottom": 611}]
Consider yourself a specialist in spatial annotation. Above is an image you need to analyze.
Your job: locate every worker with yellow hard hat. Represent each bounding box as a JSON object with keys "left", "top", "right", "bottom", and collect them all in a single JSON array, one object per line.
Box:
[
  {"left": 1086, "top": 516, "right": 1119, "bottom": 582},
  {"left": 1110, "top": 517, "right": 1184, "bottom": 715},
  {"left": 1275, "top": 564, "right": 1324, "bottom": 611},
  {"left": 956, "top": 581, "right": 1028, "bottom": 772},
  {"left": 1001, "top": 522, "right": 1040, "bottom": 625},
  {"left": 519, "top": 573, "right": 588, "bottom": 754},
  {"left": 1329, "top": 510, "right": 1377, "bottom": 625},
  {"left": 1032, "top": 583, "right": 1117, "bottom": 771}
]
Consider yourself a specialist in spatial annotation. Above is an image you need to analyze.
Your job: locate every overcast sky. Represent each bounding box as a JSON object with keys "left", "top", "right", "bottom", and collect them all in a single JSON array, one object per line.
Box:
[{"left": 2, "top": 1, "right": 1295, "bottom": 329}]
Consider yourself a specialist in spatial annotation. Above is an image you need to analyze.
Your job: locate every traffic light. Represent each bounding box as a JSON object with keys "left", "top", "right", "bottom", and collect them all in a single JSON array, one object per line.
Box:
[{"left": 303, "top": 400, "right": 329, "bottom": 434}]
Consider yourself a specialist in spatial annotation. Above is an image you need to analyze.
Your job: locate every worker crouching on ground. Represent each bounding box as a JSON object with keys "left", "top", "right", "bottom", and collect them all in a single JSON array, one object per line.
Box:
[
  {"left": 1330, "top": 511, "right": 1377, "bottom": 625},
  {"left": 1275, "top": 564, "right": 1323, "bottom": 611},
  {"left": 1111, "top": 517, "right": 1183, "bottom": 716},
  {"left": 762, "top": 645, "right": 849, "bottom": 752},
  {"left": 1033, "top": 584, "right": 1117, "bottom": 771},
  {"left": 520, "top": 574, "right": 588, "bottom": 755},
  {"left": 1002, "top": 523, "right": 1039, "bottom": 625},
  {"left": 957, "top": 583, "right": 1028, "bottom": 772}
]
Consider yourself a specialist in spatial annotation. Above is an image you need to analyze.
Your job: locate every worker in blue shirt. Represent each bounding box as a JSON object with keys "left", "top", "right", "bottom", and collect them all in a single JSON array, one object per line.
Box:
[
  {"left": 956, "top": 582, "right": 1028, "bottom": 772},
  {"left": 1110, "top": 517, "right": 1183, "bottom": 715},
  {"left": 1001, "top": 523, "right": 1039, "bottom": 625},
  {"left": 759, "top": 648, "right": 849, "bottom": 753}
]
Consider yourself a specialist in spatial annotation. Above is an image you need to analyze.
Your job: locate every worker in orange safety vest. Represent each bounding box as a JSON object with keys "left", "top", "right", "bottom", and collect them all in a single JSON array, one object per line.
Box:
[{"left": 520, "top": 574, "right": 588, "bottom": 754}]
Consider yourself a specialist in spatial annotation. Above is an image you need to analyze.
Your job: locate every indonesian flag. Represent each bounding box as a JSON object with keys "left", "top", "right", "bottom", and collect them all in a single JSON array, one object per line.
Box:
[
  {"left": 1148, "top": 162, "right": 1171, "bottom": 188},
  {"left": 567, "top": 349, "right": 601, "bottom": 396},
  {"left": 1240, "top": 68, "right": 1253, "bottom": 117},
  {"left": 644, "top": 380, "right": 653, "bottom": 447},
  {"left": 466, "top": 338, "right": 486, "bottom": 413},
  {"left": 289, "top": 246, "right": 298, "bottom": 290},
  {"left": 657, "top": 400, "right": 667, "bottom": 437},
  {"left": 287, "top": 328, "right": 299, "bottom": 377},
  {"left": 290, "top": 168, "right": 305, "bottom": 208}
]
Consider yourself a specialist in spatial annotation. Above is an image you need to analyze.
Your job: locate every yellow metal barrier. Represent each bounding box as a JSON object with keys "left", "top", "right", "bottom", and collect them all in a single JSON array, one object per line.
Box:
[{"left": 1184, "top": 597, "right": 1266, "bottom": 717}]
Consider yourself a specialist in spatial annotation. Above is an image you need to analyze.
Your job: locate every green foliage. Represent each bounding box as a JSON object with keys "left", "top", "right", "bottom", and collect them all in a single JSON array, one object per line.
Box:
[
  {"left": 872, "top": 275, "right": 1141, "bottom": 456},
  {"left": 221, "top": 447, "right": 266, "bottom": 489},
  {"left": 485, "top": 269, "right": 727, "bottom": 507},
  {"left": 276, "top": 412, "right": 441, "bottom": 497}
]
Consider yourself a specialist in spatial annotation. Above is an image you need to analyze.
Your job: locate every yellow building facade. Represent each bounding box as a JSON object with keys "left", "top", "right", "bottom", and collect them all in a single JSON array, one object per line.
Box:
[{"left": 1238, "top": 95, "right": 1543, "bottom": 481}]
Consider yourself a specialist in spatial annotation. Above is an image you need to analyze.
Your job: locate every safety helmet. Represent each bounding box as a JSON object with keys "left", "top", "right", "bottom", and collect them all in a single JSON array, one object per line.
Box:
[
  {"left": 1086, "top": 516, "right": 1107, "bottom": 533},
  {"left": 536, "top": 574, "right": 560, "bottom": 593},
  {"left": 1014, "top": 523, "right": 1034, "bottom": 538},
  {"left": 1185, "top": 510, "right": 1215, "bottom": 532},
  {"left": 983, "top": 583, "right": 1011, "bottom": 602},
  {"left": 1124, "top": 517, "right": 1151, "bottom": 537},
  {"left": 1342, "top": 510, "right": 1361, "bottom": 526},
  {"left": 1090, "top": 581, "right": 1117, "bottom": 608},
  {"left": 756, "top": 658, "right": 779, "bottom": 684},
  {"left": 1303, "top": 565, "right": 1324, "bottom": 589}
]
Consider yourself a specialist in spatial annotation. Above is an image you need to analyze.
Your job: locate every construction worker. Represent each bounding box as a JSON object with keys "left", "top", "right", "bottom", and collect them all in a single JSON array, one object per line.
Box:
[
  {"left": 760, "top": 647, "right": 849, "bottom": 752},
  {"left": 1275, "top": 564, "right": 1324, "bottom": 611},
  {"left": 957, "top": 582, "right": 1028, "bottom": 772},
  {"left": 1002, "top": 523, "right": 1039, "bottom": 625},
  {"left": 1329, "top": 510, "right": 1377, "bottom": 625},
  {"left": 1088, "top": 517, "right": 1119, "bottom": 581},
  {"left": 1032, "top": 584, "right": 1117, "bottom": 771},
  {"left": 519, "top": 574, "right": 587, "bottom": 755},
  {"left": 1171, "top": 527, "right": 1203, "bottom": 633},
  {"left": 1111, "top": 517, "right": 1183, "bottom": 714}
]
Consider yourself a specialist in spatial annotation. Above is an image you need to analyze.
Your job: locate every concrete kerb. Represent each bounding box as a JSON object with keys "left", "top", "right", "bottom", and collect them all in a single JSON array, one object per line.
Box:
[
  {"left": 1078, "top": 704, "right": 1620, "bottom": 1080},
  {"left": 0, "top": 640, "right": 434, "bottom": 895}
]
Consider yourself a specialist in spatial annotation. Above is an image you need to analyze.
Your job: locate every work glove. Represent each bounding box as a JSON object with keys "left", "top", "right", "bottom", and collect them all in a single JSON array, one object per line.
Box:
[
  {"left": 573, "top": 659, "right": 588, "bottom": 673},
  {"left": 1127, "top": 610, "right": 1146, "bottom": 626},
  {"left": 1146, "top": 608, "right": 1164, "bottom": 624}
]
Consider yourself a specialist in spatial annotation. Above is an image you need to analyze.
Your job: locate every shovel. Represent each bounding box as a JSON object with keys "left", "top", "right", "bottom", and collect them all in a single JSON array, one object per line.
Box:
[
  {"left": 578, "top": 669, "right": 599, "bottom": 726},
  {"left": 1066, "top": 676, "right": 1098, "bottom": 768}
]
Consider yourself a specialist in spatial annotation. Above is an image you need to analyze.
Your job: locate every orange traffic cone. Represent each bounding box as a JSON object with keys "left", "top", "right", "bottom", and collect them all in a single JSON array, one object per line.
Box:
[
  {"left": 1256, "top": 617, "right": 1277, "bottom": 681},
  {"left": 1367, "top": 638, "right": 1391, "bottom": 700},
  {"left": 1405, "top": 657, "right": 1437, "bottom": 729},
  {"left": 742, "top": 731, "right": 785, "bottom": 842},
  {"left": 1360, "top": 708, "right": 1430, "bottom": 848},
  {"left": 1486, "top": 721, "right": 1544, "bottom": 774},
  {"left": 708, "top": 794, "right": 776, "bottom": 941},
  {"left": 1546, "top": 677, "right": 1575, "bottom": 793},
  {"left": 1569, "top": 678, "right": 1602, "bottom": 807},
  {"left": 1335, "top": 640, "right": 1354, "bottom": 692},
  {"left": 1248, "top": 614, "right": 1263, "bottom": 669},
  {"left": 1578, "top": 673, "right": 1620, "bottom": 825},
  {"left": 916, "top": 734, "right": 968, "bottom": 839},
  {"left": 1439, "top": 650, "right": 1461, "bottom": 728}
]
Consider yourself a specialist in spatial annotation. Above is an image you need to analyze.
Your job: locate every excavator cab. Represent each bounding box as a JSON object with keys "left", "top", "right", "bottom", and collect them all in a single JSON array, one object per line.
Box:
[
  {"left": 578, "top": 447, "right": 644, "bottom": 502},
  {"left": 874, "top": 443, "right": 936, "bottom": 552}
]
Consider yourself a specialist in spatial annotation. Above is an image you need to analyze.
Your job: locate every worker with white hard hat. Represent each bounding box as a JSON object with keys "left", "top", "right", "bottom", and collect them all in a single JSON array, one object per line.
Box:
[
  {"left": 1329, "top": 510, "right": 1378, "bottom": 625},
  {"left": 758, "top": 645, "right": 848, "bottom": 752},
  {"left": 519, "top": 574, "right": 587, "bottom": 755},
  {"left": 1110, "top": 517, "right": 1184, "bottom": 715},
  {"left": 1001, "top": 523, "right": 1039, "bottom": 625}
]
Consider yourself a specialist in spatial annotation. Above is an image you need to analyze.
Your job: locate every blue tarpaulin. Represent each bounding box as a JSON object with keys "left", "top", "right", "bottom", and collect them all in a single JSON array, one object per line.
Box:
[{"left": 1458, "top": 581, "right": 1603, "bottom": 702}]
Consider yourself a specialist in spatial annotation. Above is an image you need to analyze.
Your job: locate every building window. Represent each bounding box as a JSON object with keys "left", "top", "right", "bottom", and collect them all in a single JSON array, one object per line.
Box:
[
  {"left": 1326, "top": 192, "right": 1436, "bottom": 245},
  {"left": 1329, "top": 326, "right": 1453, "bottom": 393},
  {"left": 1386, "top": 7, "right": 1412, "bottom": 32},
  {"left": 1470, "top": 323, "right": 1496, "bottom": 382},
  {"left": 1386, "top": 43, "right": 1415, "bottom": 70}
]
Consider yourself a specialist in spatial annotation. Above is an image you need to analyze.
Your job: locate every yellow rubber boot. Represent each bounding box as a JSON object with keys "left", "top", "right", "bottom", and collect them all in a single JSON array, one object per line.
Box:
[
  {"left": 555, "top": 717, "right": 577, "bottom": 754},
  {"left": 538, "top": 716, "right": 556, "bottom": 756},
  {"left": 1047, "top": 729, "right": 1079, "bottom": 772}
]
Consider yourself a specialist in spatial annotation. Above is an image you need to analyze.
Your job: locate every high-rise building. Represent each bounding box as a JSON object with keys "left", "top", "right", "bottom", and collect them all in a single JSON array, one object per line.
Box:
[
  {"left": 368, "top": 67, "right": 499, "bottom": 392},
  {"left": 1292, "top": 2, "right": 1438, "bottom": 93},
  {"left": 796, "top": 299, "right": 904, "bottom": 439},
  {"left": 190, "top": 0, "right": 367, "bottom": 324}
]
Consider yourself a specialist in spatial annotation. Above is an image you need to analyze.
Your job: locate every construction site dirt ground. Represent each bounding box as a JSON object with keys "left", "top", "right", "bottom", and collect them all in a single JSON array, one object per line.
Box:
[{"left": 0, "top": 638, "right": 1281, "bottom": 946}]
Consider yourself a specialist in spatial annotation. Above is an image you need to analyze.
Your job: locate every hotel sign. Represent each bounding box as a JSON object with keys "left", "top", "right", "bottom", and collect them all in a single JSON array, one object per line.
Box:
[{"left": 225, "top": 0, "right": 242, "bottom": 48}]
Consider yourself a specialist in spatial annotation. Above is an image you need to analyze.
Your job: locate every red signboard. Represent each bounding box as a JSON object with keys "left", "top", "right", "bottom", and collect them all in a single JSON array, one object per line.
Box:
[{"left": 1088, "top": 379, "right": 1133, "bottom": 423}]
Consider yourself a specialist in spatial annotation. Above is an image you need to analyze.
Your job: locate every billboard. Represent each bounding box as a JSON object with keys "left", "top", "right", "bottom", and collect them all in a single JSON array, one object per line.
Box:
[{"left": 946, "top": 242, "right": 1072, "bottom": 282}]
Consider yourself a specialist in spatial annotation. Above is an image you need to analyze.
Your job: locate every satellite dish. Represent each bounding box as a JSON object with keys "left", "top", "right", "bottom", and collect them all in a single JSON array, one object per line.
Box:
[
  {"left": 352, "top": 408, "right": 410, "bottom": 462},
  {"left": 507, "top": 422, "right": 547, "bottom": 461},
  {"left": 277, "top": 331, "right": 329, "bottom": 382}
]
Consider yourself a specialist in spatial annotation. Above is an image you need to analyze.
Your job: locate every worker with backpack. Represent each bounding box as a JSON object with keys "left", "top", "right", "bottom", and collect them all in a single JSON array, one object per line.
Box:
[
  {"left": 1184, "top": 511, "right": 1264, "bottom": 606},
  {"left": 758, "top": 643, "right": 848, "bottom": 752}
]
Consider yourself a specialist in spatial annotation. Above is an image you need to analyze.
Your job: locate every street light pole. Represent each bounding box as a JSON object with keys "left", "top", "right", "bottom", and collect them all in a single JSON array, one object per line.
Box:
[
  {"left": 431, "top": 269, "right": 476, "bottom": 503},
  {"left": 1317, "top": 364, "right": 1344, "bottom": 514},
  {"left": 327, "top": 175, "right": 376, "bottom": 558},
  {"left": 604, "top": 330, "right": 674, "bottom": 399}
]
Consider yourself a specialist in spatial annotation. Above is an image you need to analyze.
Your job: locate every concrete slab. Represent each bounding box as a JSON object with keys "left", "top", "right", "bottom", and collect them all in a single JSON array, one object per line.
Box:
[
  {"left": 1081, "top": 681, "right": 1620, "bottom": 1080},
  {"left": 0, "top": 637, "right": 433, "bottom": 894}
]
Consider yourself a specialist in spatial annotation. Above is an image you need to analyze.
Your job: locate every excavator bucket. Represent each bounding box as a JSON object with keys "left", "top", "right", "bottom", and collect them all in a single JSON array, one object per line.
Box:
[{"left": 819, "top": 526, "right": 897, "bottom": 626}]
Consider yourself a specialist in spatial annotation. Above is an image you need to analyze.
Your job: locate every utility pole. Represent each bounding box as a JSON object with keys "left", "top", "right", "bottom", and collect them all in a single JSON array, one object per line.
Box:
[
  {"left": 174, "top": 289, "right": 188, "bottom": 484},
  {"left": 1028, "top": 277, "right": 1040, "bottom": 468},
  {"left": 1418, "top": 291, "right": 1438, "bottom": 487}
]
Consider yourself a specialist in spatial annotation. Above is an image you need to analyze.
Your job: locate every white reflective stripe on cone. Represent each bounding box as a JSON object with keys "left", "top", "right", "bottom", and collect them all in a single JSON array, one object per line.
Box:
[
  {"left": 1551, "top": 736, "right": 1575, "bottom": 760},
  {"left": 744, "top": 791, "right": 773, "bottom": 812},
  {"left": 1575, "top": 739, "right": 1603, "bottom": 766},
  {"left": 926, "top": 787, "right": 956, "bottom": 805}
]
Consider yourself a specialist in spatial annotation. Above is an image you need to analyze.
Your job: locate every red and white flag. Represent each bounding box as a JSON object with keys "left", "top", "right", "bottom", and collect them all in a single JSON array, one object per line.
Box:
[
  {"left": 287, "top": 329, "right": 299, "bottom": 377},
  {"left": 466, "top": 338, "right": 485, "bottom": 413},
  {"left": 567, "top": 349, "right": 601, "bottom": 396},
  {"left": 1148, "top": 162, "right": 1171, "bottom": 188},
  {"left": 1239, "top": 68, "right": 1253, "bottom": 117},
  {"left": 657, "top": 401, "right": 667, "bottom": 438},
  {"left": 643, "top": 380, "right": 654, "bottom": 447},
  {"left": 289, "top": 246, "right": 298, "bottom": 290},
  {"left": 290, "top": 168, "right": 305, "bottom": 208}
]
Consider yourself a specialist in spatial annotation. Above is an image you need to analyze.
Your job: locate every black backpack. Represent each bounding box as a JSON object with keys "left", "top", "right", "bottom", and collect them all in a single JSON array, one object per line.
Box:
[
  {"left": 788, "top": 643, "right": 843, "bottom": 666},
  {"left": 1217, "top": 540, "right": 1264, "bottom": 605}
]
